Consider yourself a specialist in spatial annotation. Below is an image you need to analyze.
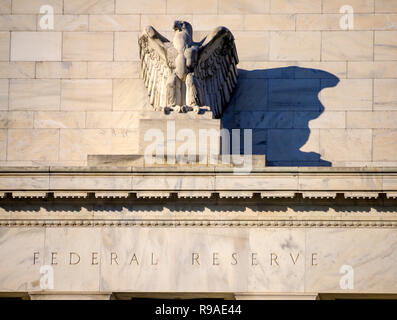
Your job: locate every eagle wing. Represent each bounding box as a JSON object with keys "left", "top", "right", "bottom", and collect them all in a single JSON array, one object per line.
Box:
[
  {"left": 195, "top": 27, "right": 239, "bottom": 118},
  {"left": 138, "top": 27, "right": 177, "bottom": 110}
]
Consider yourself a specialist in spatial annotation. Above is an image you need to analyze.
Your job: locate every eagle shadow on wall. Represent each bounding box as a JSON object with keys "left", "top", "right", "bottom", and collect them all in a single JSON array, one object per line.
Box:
[
  {"left": 139, "top": 21, "right": 340, "bottom": 167},
  {"left": 222, "top": 66, "right": 340, "bottom": 166}
]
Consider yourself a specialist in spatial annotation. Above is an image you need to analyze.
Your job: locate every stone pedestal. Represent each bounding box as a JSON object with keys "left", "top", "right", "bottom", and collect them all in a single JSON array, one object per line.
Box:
[
  {"left": 29, "top": 293, "right": 113, "bottom": 300},
  {"left": 87, "top": 110, "right": 264, "bottom": 168},
  {"left": 138, "top": 115, "right": 221, "bottom": 166}
]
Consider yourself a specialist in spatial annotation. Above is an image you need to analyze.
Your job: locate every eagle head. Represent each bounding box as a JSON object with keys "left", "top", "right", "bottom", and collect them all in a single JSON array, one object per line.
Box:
[{"left": 173, "top": 20, "right": 193, "bottom": 36}]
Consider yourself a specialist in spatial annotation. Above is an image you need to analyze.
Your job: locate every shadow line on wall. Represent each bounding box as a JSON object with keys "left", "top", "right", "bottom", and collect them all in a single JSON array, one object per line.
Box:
[{"left": 221, "top": 66, "right": 340, "bottom": 167}]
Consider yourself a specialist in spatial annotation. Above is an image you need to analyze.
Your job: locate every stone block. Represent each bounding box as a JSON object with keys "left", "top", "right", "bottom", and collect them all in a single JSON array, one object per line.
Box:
[
  {"left": 64, "top": 0, "right": 114, "bottom": 14},
  {"left": 244, "top": 14, "right": 295, "bottom": 31},
  {"left": 219, "top": 0, "right": 270, "bottom": 13},
  {"left": 0, "top": 0, "right": 10, "bottom": 14},
  {"left": 114, "top": 32, "right": 139, "bottom": 61},
  {"left": 50, "top": 174, "right": 132, "bottom": 191},
  {"left": 140, "top": 15, "right": 192, "bottom": 32},
  {"left": 89, "top": 14, "right": 140, "bottom": 31},
  {"left": 227, "top": 78, "right": 268, "bottom": 111},
  {"left": 193, "top": 15, "right": 244, "bottom": 31},
  {"left": 320, "top": 79, "right": 373, "bottom": 110},
  {"left": 113, "top": 79, "right": 150, "bottom": 110},
  {"left": 0, "top": 229, "right": 45, "bottom": 291},
  {"left": 63, "top": 32, "right": 113, "bottom": 61},
  {"left": 234, "top": 32, "right": 269, "bottom": 61},
  {"left": 215, "top": 174, "right": 298, "bottom": 190},
  {"left": 322, "top": 31, "right": 373, "bottom": 61},
  {"left": 11, "top": 32, "right": 61, "bottom": 61},
  {"left": 295, "top": 111, "right": 346, "bottom": 129},
  {"left": 375, "top": 0, "right": 397, "bottom": 12},
  {"left": 305, "top": 229, "right": 397, "bottom": 293},
  {"left": 59, "top": 128, "right": 139, "bottom": 161},
  {"left": 61, "top": 80, "right": 112, "bottom": 111},
  {"left": 116, "top": 0, "right": 166, "bottom": 14},
  {"left": 348, "top": 61, "right": 397, "bottom": 78},
  {"left": 0, "top": 32, "right": 9, "bottom": 61},
  {"left": 167, "top": 0, "right": 217, "bottom": 14},
  {"left": 132, "top": 174, "right": 215, "bottom": 190},
  {"left": 12, "top": 0, "right": 63, "bottom": 13},
  {"left": 375, "top": 31, "right": 397, "bottom": 60},
  {"left": 374, "top": 79, "right": 397, "bottom": 110},
  {"left": 297, "top": 14, "right": 340, "bottom": 31},
  {"left": 319, "top": 129, "right": 372, "bottom": 161},
  {"left": 87, "top": 62, "right": 140, "bottom": 78},
  {"left": 355, "top": 14, "right": 382, "bottom": 30},
  {"left": 9, "top": 79, "right": 61, "bottom": 111},
  {"left": 36, "top": 62, "right": 87, "bottom": 79},
  {"left": 294, "top": 62, "right": 347, "bottom": 79},
  {"left": 269, "top": 31, "right": 321, "bottom": 61},
  {"left": 267, "top": 129, "right": 323, "bottom": 164},
  {"left": 373, "top": 14, "right": 397, "bottom": 30},
  {"left": 139, "top": 118, "right": 221, "bottom": 158},
  {"left": 0, "top": 15, "right": 36, "bottom": 31},
  {"left": 248, "top": 229, "right": 306, "bottom": 293},
  {"left": 352, "top": 14, "right": 397, "bottom": 30},
  {"left": 0, "top": 173, "right": 49, "bottom": 189},
  {"left": 88, "top": 154, "right": 142, "bottom": 166},
  {"left": 322, "top": 0, "right": 374, "bottom": 13},
  {"left": 346, "top": 111, "right": 397, "bottom": 128},
  {"left": 38, "top": 15, "right": 89, "bottom": 32},
  {"left": 237, "top": 61, "right": 292, "bottom": 77},
  {"left": 268, "top": 79, "right": 321, "bottom": 110},
  {"left": 270, "top": 0, "right": 321, "bottom": 13},
  {"left": 7, "top": 128, "right": 59, "bottom": 160},
  {"left": 296, "top": 14, "right": 387, "bottom": 31},
  {"left": 86, "top": 111, "right": 139, "bottom": 128},
  {"left": 0, "top": 79, "right": 7, "bottom": 110},
  {"left": 34, "top": 111, "right": 85, "bottom": 128},
  {"left": 0, "top": 62, "right": 35, "bottom": 78},
  {"left": 0, "top": 111, "right": 33, "bottom": 128},
  {"left": 234, "top": 111, "right": 293, "bottom": 129},
  {"left": 0, "top": 129, "right": 5, "bottom": 160},
  {"left": 299, "top": 128, "right": 321, "bottom": 163}
]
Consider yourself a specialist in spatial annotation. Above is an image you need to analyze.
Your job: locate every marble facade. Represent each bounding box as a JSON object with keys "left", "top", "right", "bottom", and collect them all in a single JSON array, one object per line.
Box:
[
  {"left": 1, "top": 227, "right": 397, "bottom": 295},
  {"left": 0, "top": 0, "right": 397, "bottom": 300},
  {"left": 0, "top": 166, "right": 396, "bottom": 299}
]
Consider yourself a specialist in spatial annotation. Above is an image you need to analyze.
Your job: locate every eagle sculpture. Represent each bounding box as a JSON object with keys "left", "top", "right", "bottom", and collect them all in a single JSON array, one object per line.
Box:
[{"left": 138, "top": 20, "right": 239, "bottom": 118}]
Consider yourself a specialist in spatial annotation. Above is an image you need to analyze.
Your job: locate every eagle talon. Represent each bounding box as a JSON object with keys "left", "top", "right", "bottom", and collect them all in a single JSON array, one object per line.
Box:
[{"left": 172, "top": 105, "right": 182, "bottom": 113}]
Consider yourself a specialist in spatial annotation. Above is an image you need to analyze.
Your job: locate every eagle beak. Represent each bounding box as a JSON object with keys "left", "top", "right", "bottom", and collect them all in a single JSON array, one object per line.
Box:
[{"left": 173, "top": 21, "right": 182, "bottom": 31}]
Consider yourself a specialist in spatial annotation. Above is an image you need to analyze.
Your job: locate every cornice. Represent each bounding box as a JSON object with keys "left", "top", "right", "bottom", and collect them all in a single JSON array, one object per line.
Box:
[
  {"left": 0, "top": 166, "right": 396, "bottom": 199},
  {"left": 0, "top": 191, "right": 396, "bottom": 199},
  {"left": 1, "top": 219, "right": 397, "bottom": 228}
]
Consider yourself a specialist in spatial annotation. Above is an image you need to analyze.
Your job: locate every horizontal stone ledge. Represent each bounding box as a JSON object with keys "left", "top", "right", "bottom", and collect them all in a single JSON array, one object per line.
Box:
[
  {"left": 1, "top": 166, "right": 397, "bottom": 174},
  {"left": 28, "top": 292, "right": 113, "bottom": 300},
  {"left": 0, "top": 167, "right": 396, "bottom": 195},
  {"left": 0, "top": 219, "right": 396, "bottom": 228}
]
